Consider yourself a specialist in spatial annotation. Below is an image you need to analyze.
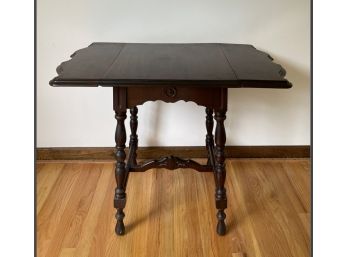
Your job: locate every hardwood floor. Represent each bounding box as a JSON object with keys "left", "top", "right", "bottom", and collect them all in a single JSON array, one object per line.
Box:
[{"left": 36, "top": 159, "right": 310, "bottom": 257}]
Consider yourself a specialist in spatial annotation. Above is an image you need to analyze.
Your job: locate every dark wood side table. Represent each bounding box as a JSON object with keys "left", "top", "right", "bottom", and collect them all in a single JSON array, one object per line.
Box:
[{"left": 50, "top": 43, "right": 291, "bottom": 236}]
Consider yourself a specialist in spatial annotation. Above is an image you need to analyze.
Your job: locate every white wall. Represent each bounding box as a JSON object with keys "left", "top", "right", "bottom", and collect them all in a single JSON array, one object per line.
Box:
[{"left": 37, "top": 0, "right": 310, "bottom": 147}]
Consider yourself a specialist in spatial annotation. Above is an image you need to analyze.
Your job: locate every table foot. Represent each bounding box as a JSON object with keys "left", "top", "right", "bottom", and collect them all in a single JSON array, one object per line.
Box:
[
  {"left": 115, "top": 209, "right": 126, "bottom": 235},
  {"left": 216, "top": 210, "right": 227, "bottom": 235}
]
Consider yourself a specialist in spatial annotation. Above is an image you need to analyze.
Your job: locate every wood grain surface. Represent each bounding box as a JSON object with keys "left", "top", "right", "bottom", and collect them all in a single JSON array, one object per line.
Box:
[
  {"left": 50, "top": 43, "right": 291, "bottom": 88},
  {"left": 37, "top": 159, "right": 310, "bottom": 257}
]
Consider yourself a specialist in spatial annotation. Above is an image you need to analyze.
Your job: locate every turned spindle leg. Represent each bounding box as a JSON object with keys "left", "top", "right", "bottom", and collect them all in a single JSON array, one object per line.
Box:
[
  {"left": 114, "top": 109, "right": 127, "bottom": 235},
  {"left": 205, "top": 107, "right": 214, "bottom": 166},
  {"left": 214, "top": 109, "right": 227, "bottom": 235},
  {"left": 124, "top": 106, "right": 138, "bottom": 190},
  {"left": 128, "top": 106, "right": 138, "bottom": 167}
]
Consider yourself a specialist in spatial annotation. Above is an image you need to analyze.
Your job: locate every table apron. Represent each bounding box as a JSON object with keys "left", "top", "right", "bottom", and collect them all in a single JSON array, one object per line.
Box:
[{"left": 113, "top": 86, "right": 227, "bottom": 110}]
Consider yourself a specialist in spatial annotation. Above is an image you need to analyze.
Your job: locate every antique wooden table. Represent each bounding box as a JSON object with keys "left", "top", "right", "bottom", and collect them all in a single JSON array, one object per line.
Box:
[{"left": 50, "top": 43, "right": 291, "bottom": 236}]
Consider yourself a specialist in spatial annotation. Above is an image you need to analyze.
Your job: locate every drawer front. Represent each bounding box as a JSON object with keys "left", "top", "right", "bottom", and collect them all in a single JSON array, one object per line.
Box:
[{"left": 126, "top": 86, "right": 226, "bottom": 109}]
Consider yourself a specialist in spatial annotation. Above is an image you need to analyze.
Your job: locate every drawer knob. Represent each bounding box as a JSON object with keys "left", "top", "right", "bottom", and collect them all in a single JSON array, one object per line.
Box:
[{"left": 165, "top": 87, "right": 177, "bottom": 98}]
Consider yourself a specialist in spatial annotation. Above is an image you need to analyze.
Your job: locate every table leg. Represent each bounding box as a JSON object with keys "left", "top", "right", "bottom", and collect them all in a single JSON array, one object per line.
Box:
[
  {"left": 124, "top": 106, "right": 138, "bottom": 190},
  {"left": 128, "top": 106, "right": 138, "bottom": 167},
  {"left": 205, "top": 107, "right": 214, "bottom": 165},
  {"left": 114, "top": 109, "right": 127, "bottom": 235},
  {"left": 214, "top": 108, "right": 227, "bottom": 235}
]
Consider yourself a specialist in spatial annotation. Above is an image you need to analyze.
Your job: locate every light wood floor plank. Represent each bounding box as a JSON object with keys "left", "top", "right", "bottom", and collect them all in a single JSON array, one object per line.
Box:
[
  {"left": 74, "top": 164, "right": 114, "bottom": 257},
  {"left": 126, "top": 169, "right": 154, "bottom": 257},
  {"left": 47, "top": 164, "right": 102, "bottom": 257},
  {"left": 58, "top": 248, "right": 75, "bottom": 257},
  {"left": 36, "top": 163, "right": 65, "bottom": 214},
  {"left": 299, "top": 212, "right": 311, "bottom": 238},
  {"left": 86, "top": 163, "right": 115, "bottom": 257},
  {"left": 37, "top": 164, "right": 82, "bottom": 257},
  {"left": 227, "top": 161, "right": 263, "bottom": 257},
  {"left": 282, "top": 161, "right": 311, "bottom": 212},
  {"left": 37, "top": 159, "right": 310, "bottom": 257}
]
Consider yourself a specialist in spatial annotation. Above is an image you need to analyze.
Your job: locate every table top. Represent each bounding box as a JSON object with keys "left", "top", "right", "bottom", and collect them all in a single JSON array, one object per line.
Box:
[{"left": 49, "top": 43, "right": 291, "bottom": 88}]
